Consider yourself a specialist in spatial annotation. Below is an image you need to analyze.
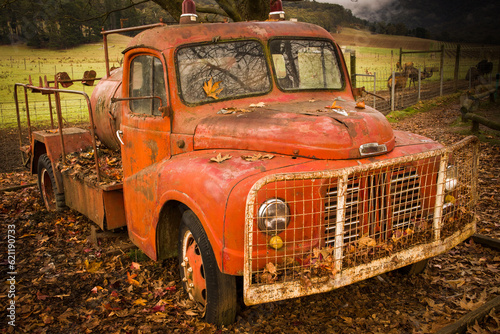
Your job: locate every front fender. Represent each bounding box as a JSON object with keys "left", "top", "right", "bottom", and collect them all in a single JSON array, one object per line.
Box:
[{"left": 152, "top": 150, "right": 311, "bottom": 271}]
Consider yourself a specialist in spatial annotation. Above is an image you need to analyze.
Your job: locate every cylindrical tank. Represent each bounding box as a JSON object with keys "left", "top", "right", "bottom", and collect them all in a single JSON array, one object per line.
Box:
[{"left": 90, "top": 68, "right": 123, "bottom": 150}]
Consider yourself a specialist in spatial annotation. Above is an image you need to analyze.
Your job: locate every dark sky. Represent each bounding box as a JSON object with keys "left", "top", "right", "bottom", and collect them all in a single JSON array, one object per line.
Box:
[{"left": 315, "top": 0, "right": 500, "bottom": 44}]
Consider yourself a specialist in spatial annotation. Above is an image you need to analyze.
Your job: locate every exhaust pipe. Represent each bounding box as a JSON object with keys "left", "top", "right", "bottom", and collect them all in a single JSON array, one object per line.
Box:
[
  {"left": 180, "top": 0, "right": 198, "bottom": 24},
  {"left": 269, "top": 0, "right": 285, "bottom": 21}
]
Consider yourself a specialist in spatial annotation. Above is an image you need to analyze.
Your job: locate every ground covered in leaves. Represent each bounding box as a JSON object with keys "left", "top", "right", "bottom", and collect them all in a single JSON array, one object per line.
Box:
[{"left": 1, "top": 96, "right": 500, "bottom": 333}]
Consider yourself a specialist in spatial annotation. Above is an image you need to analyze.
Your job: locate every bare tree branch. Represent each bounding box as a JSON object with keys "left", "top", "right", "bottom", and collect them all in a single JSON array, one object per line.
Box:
[
  {"left": 196, "top": 5, "right": 228, "bottom": 18},
  {"left": 214, "top": 0, "right": 243, "bottom": 22}
]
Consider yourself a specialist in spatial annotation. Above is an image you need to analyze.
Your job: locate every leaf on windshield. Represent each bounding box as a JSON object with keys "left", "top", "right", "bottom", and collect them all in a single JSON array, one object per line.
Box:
[{"left": 203, "top": 78, "right": 223, "bottom": 99}]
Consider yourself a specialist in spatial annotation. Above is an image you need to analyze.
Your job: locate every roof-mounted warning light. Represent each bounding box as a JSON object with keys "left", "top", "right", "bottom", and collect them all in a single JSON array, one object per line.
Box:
[
  {"left": 269, "top": 0, "right": 285, "bottom": 21},
  {"left": 180, "top": 0, "right": 198, "bottom": 24}
]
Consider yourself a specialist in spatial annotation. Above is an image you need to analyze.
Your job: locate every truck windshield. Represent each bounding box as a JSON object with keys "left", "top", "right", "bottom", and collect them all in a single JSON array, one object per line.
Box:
[
  {"left": 177, "top": 40, "right": 271, "bottom": 104},
  {"left": 269, "top": 39, "right": 343, "bottom": 90}
]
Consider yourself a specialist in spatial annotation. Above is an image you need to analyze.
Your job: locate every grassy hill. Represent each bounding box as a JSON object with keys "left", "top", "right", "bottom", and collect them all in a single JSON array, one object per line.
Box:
[{"left": 333, "top": 27, "right": 435, "bottom": 50}]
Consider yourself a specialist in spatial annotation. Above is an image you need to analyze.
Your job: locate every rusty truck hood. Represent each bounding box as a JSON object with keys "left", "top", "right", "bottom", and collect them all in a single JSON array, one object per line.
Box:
[{"left": 194, "top": 100, "right": 395, "bottom": 159}]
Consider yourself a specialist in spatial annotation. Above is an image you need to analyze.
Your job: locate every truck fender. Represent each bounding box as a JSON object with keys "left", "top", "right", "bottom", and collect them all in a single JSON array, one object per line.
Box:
[{"left": 155, "top": 190, "right": 224, "bottom": 271}]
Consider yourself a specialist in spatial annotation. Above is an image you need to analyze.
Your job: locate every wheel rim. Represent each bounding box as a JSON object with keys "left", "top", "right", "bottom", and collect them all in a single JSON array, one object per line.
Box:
[
  {"left": 181, "top": 230, "right": 207, "bottom": 315},
  {"left": 40, "top": 169, "right": 56, "bottom": 210}
]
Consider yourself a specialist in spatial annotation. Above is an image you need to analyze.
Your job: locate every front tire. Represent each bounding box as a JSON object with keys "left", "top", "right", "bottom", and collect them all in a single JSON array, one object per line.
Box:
[
  {"left": 178, "top": 210, "right": 236, "bottom": 326},
  {"left": 37, "top": 154, "right": 65, "bottom": 211}
]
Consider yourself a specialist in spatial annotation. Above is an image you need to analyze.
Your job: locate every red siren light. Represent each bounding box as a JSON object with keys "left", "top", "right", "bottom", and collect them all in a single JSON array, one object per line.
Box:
[
  {"left": 269, "top": 0, "right": 285, "bottom": 21},
  {"left": 180, "top": 0, "right": 198, "bottom": 24}
]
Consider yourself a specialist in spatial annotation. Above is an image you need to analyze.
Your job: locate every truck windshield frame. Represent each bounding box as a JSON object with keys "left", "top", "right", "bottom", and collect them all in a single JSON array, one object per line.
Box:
[
  {"left": 269, "top": 38, "right": 345, "bottom": 91},
  {"left": 176, "top": 39, "right": 272, "bottom": 105}
]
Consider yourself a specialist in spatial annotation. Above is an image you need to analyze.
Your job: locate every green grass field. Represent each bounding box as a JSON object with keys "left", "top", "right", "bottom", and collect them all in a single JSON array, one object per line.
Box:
[
  {"left": 0, "top": 27, "right": 497, "bottom": 128},
  {"left": 0, "top": 34, "right": 131, "bottom": 127}
]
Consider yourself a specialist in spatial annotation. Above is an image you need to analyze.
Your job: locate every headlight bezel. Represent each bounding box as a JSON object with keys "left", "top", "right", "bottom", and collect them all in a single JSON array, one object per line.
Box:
[{"left": 257, "top": 198, "right": 291, "bottom": 235}]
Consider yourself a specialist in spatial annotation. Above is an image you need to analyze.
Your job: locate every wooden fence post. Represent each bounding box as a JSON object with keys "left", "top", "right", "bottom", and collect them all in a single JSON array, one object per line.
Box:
[
  {"left": 399, "top": 47, "right": 402, "bottom": 68},
  {"left": 350, "top": 51, "right": 356, "bottom": 88}
]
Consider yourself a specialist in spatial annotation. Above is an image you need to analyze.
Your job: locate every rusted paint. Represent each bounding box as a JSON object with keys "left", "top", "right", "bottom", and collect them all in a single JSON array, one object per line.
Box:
[
  {"left": 194, "top": 102, "right": 394, "bottom": 160},
  {"left": 102, "top": 189, "right": 127, "bottom": 230},
  {"left": 90, "top": 68, "right": 123, "bottom": 150}
]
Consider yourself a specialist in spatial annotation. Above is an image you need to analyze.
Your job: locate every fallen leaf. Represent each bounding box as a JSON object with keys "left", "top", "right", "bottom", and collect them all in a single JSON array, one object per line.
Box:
[
  {"left": 84, "top": 259, "right": 102, "bottom": 273},
  {"left": 130, "top": 262, "right": 142, "bottom": 270},
  {"left": 325, "top": 101, "right": 343, "bottom": 109},
  {"left": 249, "top": 102, "right": 266, "bottom": 108},
  {"left": 127, "top": 272, "right": 140, "bottom": 286},
  {"left": 265, "top": 262, "right": 277, "bottom": 275},
  {"left": 358, "top": 236, "right": 376, "bottom": 248},
  {"left": 210, "top": 153, "right": 232, "bottom": 163},
  {"left": 133, "top": 298, "right": 148, "bottom": 306},
  {"left": 355, "top": 101, "right": 365, "bottom": 109},
  {"left": 203, "top": 78, "right": 223, "bottom": 99},
  {"left": 241, "top": 153, "right": 274, "bottom": 162}
]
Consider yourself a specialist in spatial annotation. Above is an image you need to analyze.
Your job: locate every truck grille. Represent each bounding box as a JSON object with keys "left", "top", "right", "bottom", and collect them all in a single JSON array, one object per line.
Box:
[
  {"left": 244, "top": 137, "right": 478, "bottom": 306},
  {"left": 324, "top": 168, "right": 422, "bottom": 248}
]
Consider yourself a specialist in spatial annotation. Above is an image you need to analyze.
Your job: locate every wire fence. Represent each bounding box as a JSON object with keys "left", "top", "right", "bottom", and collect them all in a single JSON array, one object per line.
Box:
[
  {"left": 1, "top": 44, "right": 499, "bottom": 172},
  {"left": 346, "top": 44, "right": 500, "bottom": 114}
]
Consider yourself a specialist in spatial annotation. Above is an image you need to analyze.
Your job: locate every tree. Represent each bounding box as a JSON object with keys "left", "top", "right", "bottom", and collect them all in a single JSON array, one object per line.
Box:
[{"left": 150, "top": 0, "right": 301, "bottom": 22}]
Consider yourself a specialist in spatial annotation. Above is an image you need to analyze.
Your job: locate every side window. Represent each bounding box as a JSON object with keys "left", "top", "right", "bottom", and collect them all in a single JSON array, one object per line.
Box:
[{"left": 129, "top": 55, "right": 167, "bottom": 116}]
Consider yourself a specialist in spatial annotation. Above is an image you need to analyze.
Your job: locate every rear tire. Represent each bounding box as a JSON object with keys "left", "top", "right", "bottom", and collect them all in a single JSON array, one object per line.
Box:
[
  {"left": 37, "top": 154, "right": 65, "bottom": 211},
  {"left": 178, "top": 210, "right": 236, "bottom": 326}
]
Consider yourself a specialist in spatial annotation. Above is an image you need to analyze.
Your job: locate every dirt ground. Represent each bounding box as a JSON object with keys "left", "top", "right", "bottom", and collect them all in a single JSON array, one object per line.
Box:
[{"left": 1, "top": 97, "right": 499, "bottom": 333}]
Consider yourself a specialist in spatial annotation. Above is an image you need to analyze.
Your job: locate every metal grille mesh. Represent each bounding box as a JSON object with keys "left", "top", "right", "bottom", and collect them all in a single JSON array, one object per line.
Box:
[{"left": 244, "top": 137, "right": 478, "bottom": 304}]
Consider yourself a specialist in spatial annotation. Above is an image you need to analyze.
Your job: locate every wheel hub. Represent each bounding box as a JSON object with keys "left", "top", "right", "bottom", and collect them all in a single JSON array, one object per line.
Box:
[{"left": 182, "top": 231, "right": 207, "bottom": 313}]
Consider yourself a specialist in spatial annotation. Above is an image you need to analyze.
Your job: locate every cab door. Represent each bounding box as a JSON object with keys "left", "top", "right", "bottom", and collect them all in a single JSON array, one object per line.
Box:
[{"left": 120, "top": 49, "right": 171, "bottom": 249}]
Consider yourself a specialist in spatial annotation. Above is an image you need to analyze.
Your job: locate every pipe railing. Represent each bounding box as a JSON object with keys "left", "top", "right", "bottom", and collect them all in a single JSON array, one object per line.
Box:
[{"left": 14, "top": 82, "right": 102, "bottom": 182}]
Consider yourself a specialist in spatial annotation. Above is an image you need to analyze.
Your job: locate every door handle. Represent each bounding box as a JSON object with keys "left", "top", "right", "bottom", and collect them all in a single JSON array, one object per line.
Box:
[{"left": 116, "top": 130, "right": 124, "bottom": 145}]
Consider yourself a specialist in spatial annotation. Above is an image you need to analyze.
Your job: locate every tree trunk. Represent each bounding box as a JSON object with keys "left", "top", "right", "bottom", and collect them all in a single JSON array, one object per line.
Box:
[{"left": 151, "top": 0, "right": 271, "bottom": 22}]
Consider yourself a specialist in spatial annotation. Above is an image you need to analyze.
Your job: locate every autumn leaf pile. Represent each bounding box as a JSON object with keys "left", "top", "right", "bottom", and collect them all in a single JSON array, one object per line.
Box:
[
  {"left": 0, "top": 97, "right": 499, "bottom": 333},
  {"left": 58, "top": 146, "right": 123, "bottom": 186}
]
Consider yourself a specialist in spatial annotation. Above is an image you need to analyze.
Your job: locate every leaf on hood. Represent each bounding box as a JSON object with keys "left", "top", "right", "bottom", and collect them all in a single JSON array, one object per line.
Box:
[
  {"left": 356, "top": 101, "right": 366, "bottom": 109},
  {"left": 210, "top": 153, "right": 232, "bottom": 163},
  {"left": 325, "top": 101, "right": 343, "bottom": 109},
  {"left": 203, "top": 77, "right": 223, "bottom": 99},
  {"left": 241, "top": 153, "right": 274, "bottom": 162},
  {"left": 249, "top": 102, "right": 266, "bottom": 108}
]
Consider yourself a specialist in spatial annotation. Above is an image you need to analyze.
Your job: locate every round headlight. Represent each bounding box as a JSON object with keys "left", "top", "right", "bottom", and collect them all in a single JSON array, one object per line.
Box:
[
  {"left": 445, "top": 165, "right": 458, "bottom": 192},
  {"left": 257, "top": 198, "right": 290, "bottom": 234}
]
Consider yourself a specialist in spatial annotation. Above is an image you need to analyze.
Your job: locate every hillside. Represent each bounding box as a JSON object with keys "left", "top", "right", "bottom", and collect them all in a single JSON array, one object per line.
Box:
[
  {"left": 332, "top": 28, "right": 434, "bottom": 50},
  {"left": 355, "top": 0, "right": 500, "bottom": 45}
]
